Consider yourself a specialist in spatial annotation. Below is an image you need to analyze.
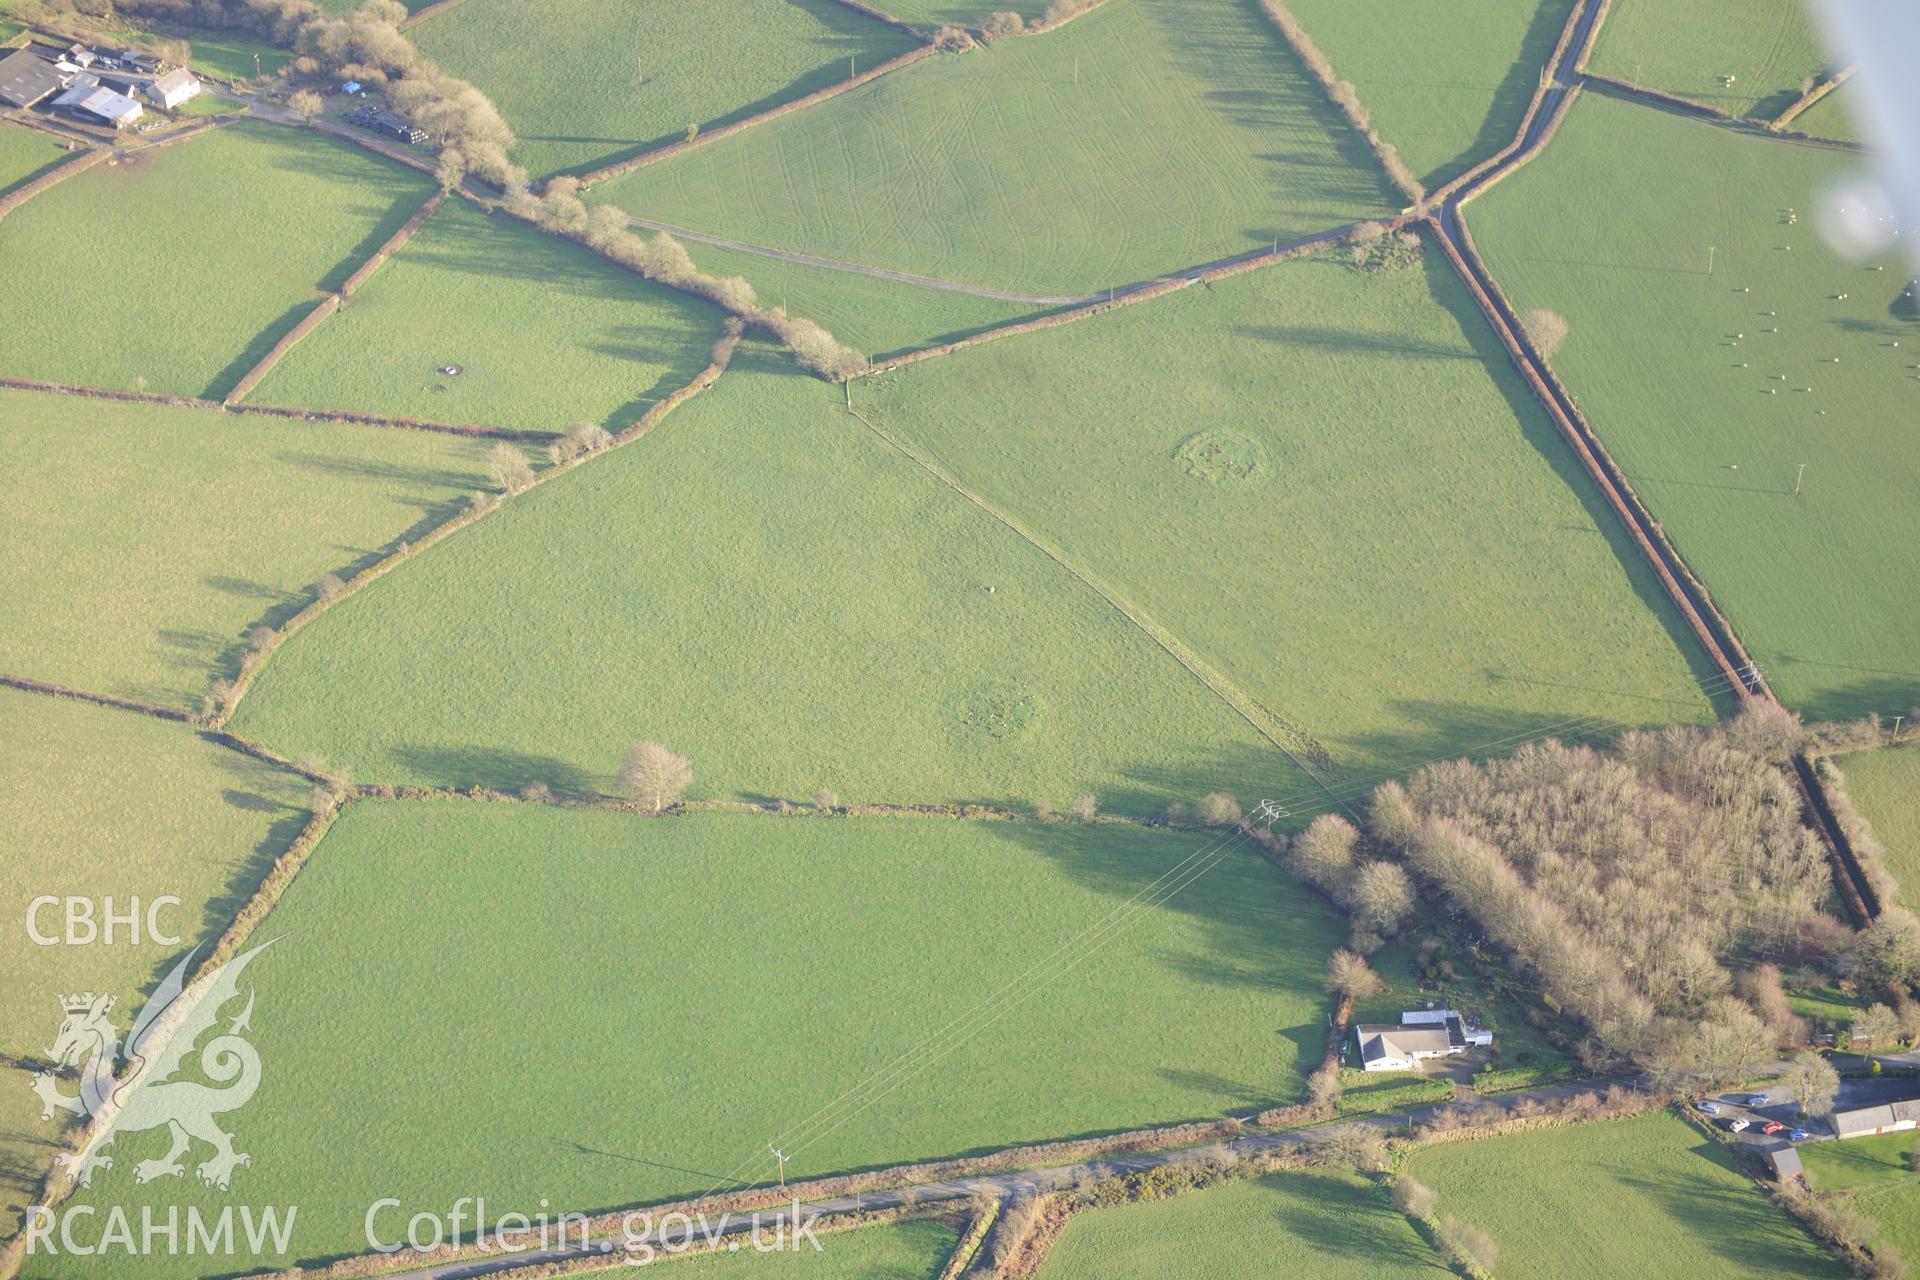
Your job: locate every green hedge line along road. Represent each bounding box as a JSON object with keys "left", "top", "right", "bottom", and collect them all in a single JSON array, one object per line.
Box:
[
  {"left": 231, "top": 344, "right": 1305, "bottom": 811},
  {"left": 0, "top": 687, "right": 310, "bottom": 1237},
  {"left": 25, "top": 801, "right": 1344, "bottom": 1278},
  {"left": 1585, "top": 0, "right": 1831, "bottom": 118},
  {"left": 856, "top": 251, "right": 1722, "bottom": 783},
  {"left": 1465, "top": 90, "right": 1919, "bottom": 722},
  {"left": 0, "top": 388, "right": 489, "bottom": 712},
  {"left": 0, "top": 122, "right": 434, "bottom": 400},
  {"left": 596, "top": 0, "right": 1399, "bottom": 297},
  {"left": 250, "top": 199, "right": 728, "bottom": 433},
  {"left": 411, "top": 0, "right": 921, "bottom": 178}
]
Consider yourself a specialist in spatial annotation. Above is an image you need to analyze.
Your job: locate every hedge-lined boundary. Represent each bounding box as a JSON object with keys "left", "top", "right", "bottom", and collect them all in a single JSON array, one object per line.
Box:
[
  {"left": 213, "top": 317, "right": 744, "bottom": 725},
  {"left": 1772, "top": 67, "right": 1853, "bottom": 130},
  {"left": 863, "top": 220, "right": 1380, "bottom": 374},
  {"left": 983, "top": 0, "right": 1116, "bottom": 42},
  {"left": 822, "top": 0, "right": 925, "bottom": 39},
  {"left": 222, "top": 188, "right": 449, "bottom": 406},
  {"left": 1444, "top": 75, "right": 1585, "bottom": 206},
  {"left": 0, "top": 373, "right": 544, "bottom": 439},
  {"left": 0, "top": 797, "right": 343, "bottom": 1278},
  {"left": 575, "top": 44, "right": 936, "bottom": 185},
  {"left": 276, "top": 1115, "right": 1264, "bottom": 1280},
  {"left": 397, "top": 0, "right": 471, "bottom": 30},
  {"left": 0, "top": 671, "right": 191, "bottom": 722},
  {"left": 1425, "top": 0, "right": 1594, "bottom": 208},
  {"left": 1580, "top": 70, "right": 1736, "bottom": 121},
  {"left": 223, "top": 293, "right": 341, "bottom": 404},
  {"left": 1427, "top": 215, "right": 1761, "bottom": 706},
  {"left": 0, "top": 144, "right": 104, "bottom": 221},
  {"left": 342, "top": 187, "right": 447, "bottom": 296},
  {"left": 1434, "top": 212, "right": 1878, "bottom": 924},
  {"left": 1253, "top": 0, "right": 1424, "bottom": 206}
]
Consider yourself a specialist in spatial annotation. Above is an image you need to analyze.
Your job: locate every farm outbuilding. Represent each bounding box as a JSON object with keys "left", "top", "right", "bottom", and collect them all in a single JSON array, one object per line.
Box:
[
  {"left": 50, "top": 83, "right": 144, "bottom": 128},
  {"left": 144, "top": 68, "right": 202, "bottom": 110},
  {"left": 1761, "top": 1143, "right": 1803, "bottom": 1181},
  {"left": 0, "top": 47, "right": 67, "bottom": 108},
  {"left": 1829, "top": 1098, "right": 1920, "bottom": 1139}
]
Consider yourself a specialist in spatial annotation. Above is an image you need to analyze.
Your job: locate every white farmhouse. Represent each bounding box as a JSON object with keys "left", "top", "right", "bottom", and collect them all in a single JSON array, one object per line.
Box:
[{"left": 144, "top": 68, "right": 202, "bottom": 110}]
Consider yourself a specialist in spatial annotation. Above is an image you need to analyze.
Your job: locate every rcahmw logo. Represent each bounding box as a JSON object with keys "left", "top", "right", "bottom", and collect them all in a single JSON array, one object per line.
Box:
[{"left": 24, "top": 939, "right": 297, "bottom": 1258}]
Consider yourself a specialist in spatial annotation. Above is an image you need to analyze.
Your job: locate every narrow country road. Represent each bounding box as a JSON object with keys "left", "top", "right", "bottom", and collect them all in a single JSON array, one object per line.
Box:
[{"left": 381, "top": 1074, "right": 1620, "bottom": 1280}]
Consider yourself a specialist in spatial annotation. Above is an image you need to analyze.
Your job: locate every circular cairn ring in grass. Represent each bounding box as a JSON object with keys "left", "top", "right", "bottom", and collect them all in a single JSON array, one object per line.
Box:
[
  {"left": 960, "top": 681, "right": 1043, "bottom": 743},
  {"left": 1173, "top": 430, "right": 1268, "bottom": 483}
]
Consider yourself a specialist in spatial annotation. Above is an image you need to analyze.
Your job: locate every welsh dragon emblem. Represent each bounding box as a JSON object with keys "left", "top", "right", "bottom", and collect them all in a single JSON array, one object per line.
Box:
[{"left": 31, "top": 940, "right": 274, "bottom": 1191}]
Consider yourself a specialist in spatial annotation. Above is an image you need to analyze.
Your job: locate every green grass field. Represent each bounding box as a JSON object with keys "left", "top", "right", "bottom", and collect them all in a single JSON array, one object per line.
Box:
[
  {"left": 26, "top": 801, "right": 1343, "bottom": 1277},
  {"left": 231, "top": 345, "right": 1299, "bottom": 811},
  {"left": 1408, "top": 1112, "right": 1846, "bottom": 1278},
  {"left": 1838, "top": 747, "right": 1920, "bottom": 908},
  {"left": 411, "top": 0, "right": 919, "bottom": 178},
  {"left": 587, "top": 1217, "right": 958, "bottom": 1278},
  {"left": 0, "top": 687, "right": 310, "bottom": 1234},
  {"left": 856, "top": 251, "right": 1721, "bottom": 782},
  {"left": 1038, "top": 1167, "right": 1448, "bottom": 1279},
  {"left": 1793, "top": 84, "right": 1867, "bottom": 143},
  {"left": 0, "top": 121, "right": 72, "bottom": 196},
  {"left": 1466, "top": 91, "right": 1919, "bottom": 720},
  {"left": 249, "top": 201, "right": 724, "bottom": 431},
  {"left": 1802, "top": 1131, "right": 1920, "bottom": 1264},
  {"left": 0, "top": 388, "right": 489, "bottom": 711},
  {"left": 879, "top": 0, "right": 1047, "bottom": 22},
  {"left": 597, "top": 0, "right": 1398, "bottom": 296},
  {"left": 680, "top": 235, "right": 1047, "bottom": 359},
  {"left": 0, "top": 122, "right": 434, "bottom": 399},
  {"left": 1283, "top": 0, "right": 1578, "bottom": 190},
  {"left": 1587, "top": 0, "right": 1832, "bottom": 118}
]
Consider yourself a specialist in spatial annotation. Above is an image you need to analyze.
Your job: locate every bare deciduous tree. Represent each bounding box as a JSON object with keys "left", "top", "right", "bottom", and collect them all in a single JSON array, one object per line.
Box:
[
  {"left": 814, "top": 788, "right": 840, "bottom": 813},
  {"left": 487, "top": 441, "right": 536, "bottom": 494},
  {"left": 313, "top": 572, "right": 346, "bottom": 602},
  {"left": 1351, "top": 860, "right": 1415, "bottom": 935},
  {"left": 1521, "top": 308, "right": 1570, "bottom": 358},
  {"left": 1785, "top": 1050, "right": 1841, "bottom": 1119},
  {"left": 1852, "top": 1002, "right": 1902, "bottom": 1050},
  {"left": 619, "top": 742, "right": 692, "bottom": 812},
  {"left": 982, "top": 11, "right": 1026, "bottom": 38},
  {"left": 1325, "top": 947, "right": 1384, "bottom": 1000},
  {"left": 289, "top": 89, "right": 324, "bottom": 120},
  {"left": 1069, "top": 793, "right": 1098, "bottom": 823},
  {"left": 549, "top": 420, "right": 614, "bottom": 465},
  {"left": 1392, "top": 1176, "right": 1437, "bottom": 1220},
  {"left": 1196, "top": 792, "right": 1241, "bottom": 826}
]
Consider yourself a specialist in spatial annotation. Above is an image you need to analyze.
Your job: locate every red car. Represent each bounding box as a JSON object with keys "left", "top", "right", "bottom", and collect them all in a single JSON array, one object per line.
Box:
[{"left": 1760, "top": 1121, "right": 1787, "bottom": 1135}]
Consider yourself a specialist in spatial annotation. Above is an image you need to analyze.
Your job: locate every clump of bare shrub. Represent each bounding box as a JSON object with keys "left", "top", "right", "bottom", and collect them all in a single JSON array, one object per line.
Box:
[
  {"left": 619, "top": 741, "right": 692, "bottom": 813},
  {"left": 1273, "top": 812, "right": 1415, "bottom": 951},
  {"left": 1520, "top": 307, "right": 1570, "bottom": 357},
  {"left": 486, "top": 441, "right": 535, "bottom": 494},
  {"left": 932, "top": 24, "right": 973, "bottom": 51},
  {"left": 548, "top": 420, "right": 613, "bottom": 465},
  {"left": 981, "top": 11, "right": 1025, "bottom": 38}
]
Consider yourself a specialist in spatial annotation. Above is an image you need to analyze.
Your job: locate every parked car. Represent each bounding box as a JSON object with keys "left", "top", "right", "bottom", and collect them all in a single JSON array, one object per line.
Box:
[
  {"left": 1744, "top": 1094, "right": 1771, "bottom": 1107},
  {"left": 1726, "top": 1117, "right": 1751, "bottom": 1132},
  {"left": 1761, "top": 1120, "right": 1786, "bottom": 1135},
  {"left": 1697, "top": 1101, "right": 1722, "bottom": 1115},
  {"left": 1789, "top": 1129, "right": 1812, "bottom": 1142}
]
